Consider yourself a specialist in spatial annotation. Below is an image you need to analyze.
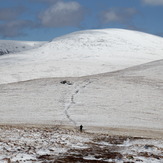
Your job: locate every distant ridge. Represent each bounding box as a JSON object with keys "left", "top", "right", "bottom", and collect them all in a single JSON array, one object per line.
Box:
[{"left": 0, "top": 40, "right": 46, "bottom": 55}]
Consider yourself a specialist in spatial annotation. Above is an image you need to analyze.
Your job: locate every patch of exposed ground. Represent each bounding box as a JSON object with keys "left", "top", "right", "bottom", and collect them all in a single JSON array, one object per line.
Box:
[{"left": 0, "top": 126, "right": 163, "bottom": 163}]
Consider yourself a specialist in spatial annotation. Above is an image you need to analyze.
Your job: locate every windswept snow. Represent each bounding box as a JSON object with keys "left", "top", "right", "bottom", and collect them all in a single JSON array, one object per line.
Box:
[
  {"left": 0, "top": 28, "right": 163, "bottom": 84},
  {"left": 0, "top": 40, "right": 46, "bottom": 55}
]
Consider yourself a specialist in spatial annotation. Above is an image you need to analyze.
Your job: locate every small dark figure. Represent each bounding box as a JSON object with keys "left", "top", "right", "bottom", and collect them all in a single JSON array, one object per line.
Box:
[{"left": 80, "top": 125, "right": 83, "bottom": 132}]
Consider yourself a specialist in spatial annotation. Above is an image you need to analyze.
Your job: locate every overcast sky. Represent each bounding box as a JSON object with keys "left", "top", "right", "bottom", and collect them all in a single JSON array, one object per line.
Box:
[{"left": 0, "top": 0, "right": 163, "bottom": 41}]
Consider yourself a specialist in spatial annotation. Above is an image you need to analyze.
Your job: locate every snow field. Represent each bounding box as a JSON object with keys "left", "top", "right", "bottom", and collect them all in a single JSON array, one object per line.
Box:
[{"left": 0, "top": 60, "right": 163, "bottom": 138}]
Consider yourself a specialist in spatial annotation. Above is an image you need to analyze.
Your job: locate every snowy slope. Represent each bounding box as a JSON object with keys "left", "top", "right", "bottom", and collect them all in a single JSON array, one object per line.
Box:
[
  {"left": 0, "top": 59, "right": 163, "bottom": 135},
  {"left": 0, "top": 28, "right": 163, "bottom": 84},
  {"left": 0, "top": 40, "right": 46, "bottom": 55},
  {"left": 70, "top": 60, "right": 163, "bottom": 130}
]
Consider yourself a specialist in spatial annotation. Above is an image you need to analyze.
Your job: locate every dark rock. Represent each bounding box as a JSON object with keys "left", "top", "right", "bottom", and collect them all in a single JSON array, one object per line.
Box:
[{"left": 60, "top": 80, "right": 72, "bottom": 85}]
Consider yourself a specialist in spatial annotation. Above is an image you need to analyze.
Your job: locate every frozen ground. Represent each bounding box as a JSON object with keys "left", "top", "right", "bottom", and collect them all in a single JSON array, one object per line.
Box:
[
  {"left": 0, "top": 29, "right": 163, "bottom": 84},
  {"left": 0, "top": 126, "right": 163, "bottom": 162}
]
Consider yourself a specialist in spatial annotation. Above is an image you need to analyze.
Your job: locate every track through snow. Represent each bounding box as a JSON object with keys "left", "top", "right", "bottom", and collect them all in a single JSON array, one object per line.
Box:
[{"left": 64, "top": 80, "right": 92, "bottom": 126}]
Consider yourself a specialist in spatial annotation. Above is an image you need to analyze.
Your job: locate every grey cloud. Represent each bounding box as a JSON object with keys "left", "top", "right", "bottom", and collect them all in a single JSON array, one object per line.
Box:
[
  {"left": 39, "top": 1, "right": 85, "bottom": 27},
  {"left": 142, "top": 0, "right": 163, "bottom": 5},
  {"left": 0, "top": 7, "right": 25, "bottom": 21},
  {"left": 0, "top": 5, "right": 34, "bottom": 38},
  {"left": 101, "top": 8, "right": 137, "bottom": 26},
  {"left": 0, "top": 20, "right": 34, "bottom": 38}
]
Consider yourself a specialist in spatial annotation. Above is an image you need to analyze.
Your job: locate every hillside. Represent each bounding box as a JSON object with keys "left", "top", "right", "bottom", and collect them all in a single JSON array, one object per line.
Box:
[
  {"left": 0, "top": 59, "right": 162, "bottom": 136},
  {"left": 0, "top": 28, "right": 163, "bottom": 84}
]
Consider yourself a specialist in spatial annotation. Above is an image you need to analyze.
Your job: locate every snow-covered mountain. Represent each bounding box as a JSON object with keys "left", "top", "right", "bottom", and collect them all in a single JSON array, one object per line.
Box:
[
  {"left": 0, "top": 40, "right": 46, "bottom": 55},
  {"left": 0, "top": 28, "right": 163, "bottom": 84},
  {"left": 0, "top": 28, "right": 163, "bottom": 146}
]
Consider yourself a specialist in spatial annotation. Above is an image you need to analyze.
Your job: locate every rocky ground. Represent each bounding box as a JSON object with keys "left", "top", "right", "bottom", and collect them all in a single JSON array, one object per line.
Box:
[{"left": 0, "top": 125, "right": 163, "bottom": 163}]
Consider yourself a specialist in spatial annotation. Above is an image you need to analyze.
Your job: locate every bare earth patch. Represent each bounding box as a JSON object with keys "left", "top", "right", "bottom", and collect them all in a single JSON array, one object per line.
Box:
[{"left": 0, "top": 125, "right": 163, "bottom": 163}]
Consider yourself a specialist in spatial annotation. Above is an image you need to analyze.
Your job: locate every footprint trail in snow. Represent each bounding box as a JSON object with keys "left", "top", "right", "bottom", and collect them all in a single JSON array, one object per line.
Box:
[{"left": 64, "top": 80, "right": 91, "bottom": 126}]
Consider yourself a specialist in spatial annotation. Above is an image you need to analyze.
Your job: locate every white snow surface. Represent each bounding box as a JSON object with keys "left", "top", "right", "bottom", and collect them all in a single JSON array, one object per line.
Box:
[
  {"left": 0, "top": 59, "right": 163, "bottom": 137},
  {"left": 0, "top": 28, "right": 163, "bottom": 84}
]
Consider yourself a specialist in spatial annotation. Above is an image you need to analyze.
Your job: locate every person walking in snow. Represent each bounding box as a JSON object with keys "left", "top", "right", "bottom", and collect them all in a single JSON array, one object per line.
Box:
[{"left": 80, "top": 125, "right": 83, "bottom": 132}]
